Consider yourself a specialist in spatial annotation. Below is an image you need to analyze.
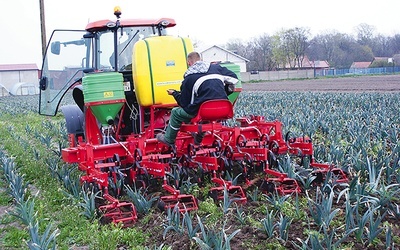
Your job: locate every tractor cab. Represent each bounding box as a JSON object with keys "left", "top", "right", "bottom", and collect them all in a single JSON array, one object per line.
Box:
[
  {"left": 38, "top": 6, "right": 194, "bottom": 142},
  {"left": 38, "top": 7, "right": 178, "bottom": 119}
]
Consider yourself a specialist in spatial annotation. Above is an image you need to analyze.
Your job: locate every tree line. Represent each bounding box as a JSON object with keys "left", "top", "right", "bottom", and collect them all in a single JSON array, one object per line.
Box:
[{"left": 221, "top": 23, "right": 400, "bottom": 71}]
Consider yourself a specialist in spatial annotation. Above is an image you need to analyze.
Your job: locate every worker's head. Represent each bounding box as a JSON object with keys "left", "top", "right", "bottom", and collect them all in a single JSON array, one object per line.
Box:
[{"left": 187, "top": 51, "right": 201, "bottom": 66}]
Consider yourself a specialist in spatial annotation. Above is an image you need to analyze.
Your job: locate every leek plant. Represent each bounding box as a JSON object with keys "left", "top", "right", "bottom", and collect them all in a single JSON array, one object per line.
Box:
[
  {"left": 295, "top": 170, "right": 316, "bottom": 191},
  {"left": 263, "top": 191, "right": 290, "bottom": 212},
  {"left": 27, "top": 221, "right": 59, "bottom": 250},
  {"left": 278, "top": 155, "right": 297, "bottom": 179},
  {"left": 46, "top": 159, "right": 82, "bottom": 199},
  {"left": 221, "top": 184, "right": 241, "bottom": 214},
  {"left": 307, "top": 186, "right": 340, "bottom": 229},
  {"left": 2, "top": 154, "right": 28, "bottom": 204},
  {"left": 234, "top": 203, "right": 247, "bottom": 225},
  {"left": 182, "top": 209, "right": 200, "bottom": 238},
  {"left": 125, "top": 185, "right": 158, "bottom": 214},
  {"left": 363, "top": 183, "right": 400, "bottom": 215},
  {"left": 78, "top": 188, "right": 99, "bottom": 221},
  {"left": 295, "top": 225, "right": 357, "bottom": 250},
  {"left": 259, "top": 208, "right": 277, "bottom": 238},
  {"left": 247, "top": 186, "right": 260, "bottom": 202},
  {"left": 8, "top": 197, "right": 37, "bottom": 226},
  {"left": 353, "top": 203, "right": 375, "bottom": 243},
  {"left": 1, "top": 151, "right": 60, "bottom": 248},
  {"left": 162, "top": 204, "right": 184, "bottom": 238},
  {"left": 277, "top": 213, "right": 292, "bottom": 242},
  {"left": 386, "top": 226, "right": 394, "bottom": 250},
  {"left": 145, "top": 244, "right": 172, "bottom": 250},
  {"left": 366, "top": 209, "right": 385, "bottom": 245},
  {"left": 7, "top": 171, "right": 27, "bottom": 204},
  {"left": 192, "top": 216, "right": 240, "bottom": 250}
]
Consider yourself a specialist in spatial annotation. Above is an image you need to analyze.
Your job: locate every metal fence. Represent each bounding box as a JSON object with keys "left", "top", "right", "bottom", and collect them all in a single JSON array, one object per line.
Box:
[
  {"left": 319, "top": 66, "right": 400, "bottom": 76},
  {"left": 241, "top": 66, "right": 400, "bottom": 82}
]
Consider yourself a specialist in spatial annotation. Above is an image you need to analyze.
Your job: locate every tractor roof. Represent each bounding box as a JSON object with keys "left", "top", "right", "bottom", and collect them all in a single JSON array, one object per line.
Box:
[{"left": 85, "top": 18, "right": 176, "bottom": 32}]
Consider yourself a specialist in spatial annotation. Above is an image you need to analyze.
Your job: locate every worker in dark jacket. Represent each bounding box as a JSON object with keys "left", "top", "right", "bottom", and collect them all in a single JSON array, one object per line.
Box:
[{"left": 157, "top": 51, "right": 238, "bottom": 148}]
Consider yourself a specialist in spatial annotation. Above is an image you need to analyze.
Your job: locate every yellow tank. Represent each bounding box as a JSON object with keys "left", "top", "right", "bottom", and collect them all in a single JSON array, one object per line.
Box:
[{"left": 133, "top": 36, "right": 193, "bottom": 106}]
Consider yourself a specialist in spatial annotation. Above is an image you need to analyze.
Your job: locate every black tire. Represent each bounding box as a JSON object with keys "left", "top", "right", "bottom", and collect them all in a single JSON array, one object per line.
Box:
[
  {"left": 267, "top": 150, "right": 278, "bottom": 169},
  {"left": 208, "top": 190, "right": 219, "bottom": 203},
  {"left": 157, "top": 199, "right": 166, "bottom": 212},
  {"left": 260, "top": 180, "right": 275, "bottom": 193},
  {"left": 269, "top": 140, "right": 279, "bottom": 155}
]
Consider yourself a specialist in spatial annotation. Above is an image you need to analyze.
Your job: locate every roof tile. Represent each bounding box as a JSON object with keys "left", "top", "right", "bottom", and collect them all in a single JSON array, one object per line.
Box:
[{"left": 0, "top": 63, "right": 39, "bottom": 71}]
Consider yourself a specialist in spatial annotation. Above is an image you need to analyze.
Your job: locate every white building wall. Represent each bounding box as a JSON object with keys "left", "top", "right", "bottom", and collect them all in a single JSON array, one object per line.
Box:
[
  {"left": 200, "top": 47, "right": 247, "bottom": 72},
  {"left": 0, "top": 70, "right": 39, "bottom": 90}
]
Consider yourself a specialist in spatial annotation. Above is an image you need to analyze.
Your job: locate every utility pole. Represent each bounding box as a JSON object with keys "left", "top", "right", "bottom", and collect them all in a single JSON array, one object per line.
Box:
[
  {"left": 39, "top": 0, "right": 49, "bottom": 108},
  {"left": 39, "top": 0, "right": 46, "bottom": 64}
]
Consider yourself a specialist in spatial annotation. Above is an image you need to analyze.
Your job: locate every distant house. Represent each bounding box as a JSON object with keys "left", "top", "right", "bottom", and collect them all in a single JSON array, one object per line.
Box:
[
  {"left": 309, "top": 60, "right": 330, "bottom": 76},
  {"left": 310, "top": 60, "right": 330, "bottom": 69},
  {"left": 370, "top": 57, "right": 392, "bottom": 67},
  {"left": 199, "top": 45, "right": 249, "bottom": 72},
  {"left": 351, "top": 57, "right": 394, "bottom": 69},
  {"left": 349, "top": 61, "right": 371, "bottom": 74},
  {"left": 373, "top": 57, "right": 390, "bottom": 63},
  {"left": 281, "top": 56, "right": 329, "bottom": 70},
  {"left": 350, "top": 61, "right": 371, "bottom": 69},
  {"left": 0, "top": 64, "right": 39, "bottom": 95}
]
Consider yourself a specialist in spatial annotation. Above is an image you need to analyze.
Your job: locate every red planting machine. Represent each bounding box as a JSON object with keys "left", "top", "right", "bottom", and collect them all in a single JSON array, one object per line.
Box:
[{"left": 38, "top": 7, "right": 348, "bottom": 226}]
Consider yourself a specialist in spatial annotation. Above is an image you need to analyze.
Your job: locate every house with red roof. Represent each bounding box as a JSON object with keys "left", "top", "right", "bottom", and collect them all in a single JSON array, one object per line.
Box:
[
  {"left": 281, "top": 55, "right": 330, "bottom": 70},
  {"left": 350, "top": 61, "right": 371, "bottom": 69}
]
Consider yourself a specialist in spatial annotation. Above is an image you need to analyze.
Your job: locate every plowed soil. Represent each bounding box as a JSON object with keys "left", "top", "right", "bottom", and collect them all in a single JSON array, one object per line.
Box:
[{"left": 242, "top": 74, "right": 400, "bottom": 92}]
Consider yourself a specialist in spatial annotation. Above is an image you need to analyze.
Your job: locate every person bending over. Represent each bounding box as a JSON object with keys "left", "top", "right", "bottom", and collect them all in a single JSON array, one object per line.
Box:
[{"left": 157, "top": 51, "right": 238, "bottom": 148}]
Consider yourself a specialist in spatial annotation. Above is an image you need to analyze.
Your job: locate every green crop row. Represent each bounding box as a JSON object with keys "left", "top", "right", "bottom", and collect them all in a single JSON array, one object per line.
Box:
[{"left": 0, "top": 92, "right": 399, "bottom": 249}]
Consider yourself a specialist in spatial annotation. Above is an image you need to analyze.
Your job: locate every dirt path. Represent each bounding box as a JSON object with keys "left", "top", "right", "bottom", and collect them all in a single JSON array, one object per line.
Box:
[{"left": 241, "top": 74, "right": 400, "bottom": 92}]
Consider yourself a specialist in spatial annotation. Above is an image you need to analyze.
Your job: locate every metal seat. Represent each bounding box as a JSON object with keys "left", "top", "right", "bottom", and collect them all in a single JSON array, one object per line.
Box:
[{"left": 180, "top": 99, "right": 233, "bottom": 133}]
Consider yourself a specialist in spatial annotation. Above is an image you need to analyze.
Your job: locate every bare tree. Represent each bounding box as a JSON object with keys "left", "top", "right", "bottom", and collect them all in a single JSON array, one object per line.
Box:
[
  {"left": 370, "top": 34, "right": 392, "bottom": 57},
  {"left": 389, "top": 34, "right": 400, "bottom": 54},
  {"left": 247, "top": 34, "right": 274, "bottom": 71},
  {"left": 279, "top": 27, "right": 310, "bottom": 69},
  {"left": 308, "top": 30, "right": 341, "bottom": 62},
  {"left": 355, "top": 23, "right": 376, "bottom": 46},
  {"left": 226, "top": 38, "right": 248, "bottom": 56},
  {"left": 220, "top": 22, "right": 400, "bottom": 71},
  {"left": 334, "top": 34, "right": 373, "bottom": 68},
  {"left": 271, "top": 33, "right": 289, "bottom": 69},
  {"left": 306, "top": 30, "right": 375, "bottom": 68}
]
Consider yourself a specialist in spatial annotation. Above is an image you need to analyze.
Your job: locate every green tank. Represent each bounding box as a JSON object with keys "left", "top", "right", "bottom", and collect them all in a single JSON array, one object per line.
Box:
[
  {"left": 82, "top": 72, "right": 125, "bottom": 126},
  {"left": 220, "top": 62, "right": 241, "bottom": 104}
]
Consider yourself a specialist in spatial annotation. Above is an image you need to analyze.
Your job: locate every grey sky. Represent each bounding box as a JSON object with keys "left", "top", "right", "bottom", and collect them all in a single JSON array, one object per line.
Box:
[{"left": 1, "top": 0, "right": 399, "bottom": 67}]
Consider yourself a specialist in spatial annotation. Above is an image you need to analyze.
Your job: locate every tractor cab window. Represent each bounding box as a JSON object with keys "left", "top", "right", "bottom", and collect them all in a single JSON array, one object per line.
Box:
[
  {"left": 102, "top": 26, "right": 165, "bottom": 71},
  {"left": 39, "top": 25, "right": 172, "bottom": 116},
  {"left": 39, "top": 29, "right": 90, "bottom": 116}
]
